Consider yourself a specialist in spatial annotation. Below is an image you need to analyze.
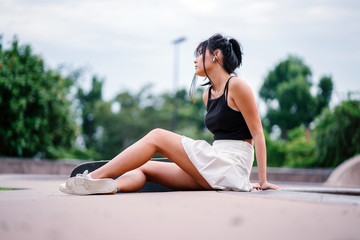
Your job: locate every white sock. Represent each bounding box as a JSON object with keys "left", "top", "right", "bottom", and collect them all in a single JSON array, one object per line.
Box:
[{"left": 87, "top": 173, "right": 93, "bottom": 179}]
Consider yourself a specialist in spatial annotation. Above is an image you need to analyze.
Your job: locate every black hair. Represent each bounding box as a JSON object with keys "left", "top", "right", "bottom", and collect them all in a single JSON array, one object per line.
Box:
[{"left": 189, "top": 33, "right": 243, "bottom": 102}]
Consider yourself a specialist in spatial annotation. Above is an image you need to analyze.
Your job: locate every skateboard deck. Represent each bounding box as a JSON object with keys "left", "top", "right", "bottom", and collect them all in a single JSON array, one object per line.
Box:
[{"left": 70, "top": 158, "right": 175, "bottom": 192}]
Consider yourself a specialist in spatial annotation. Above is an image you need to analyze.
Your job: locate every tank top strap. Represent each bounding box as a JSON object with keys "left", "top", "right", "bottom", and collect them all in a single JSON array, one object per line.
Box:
[
  {"left": 208, "top": 85, "right": 213, "bottom": 100},
  {"left": 224, "top": 76, "right": 234, "bottom": 102}
]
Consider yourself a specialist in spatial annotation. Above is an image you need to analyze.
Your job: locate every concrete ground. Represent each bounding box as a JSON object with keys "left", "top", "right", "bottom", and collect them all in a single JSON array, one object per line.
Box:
[{"left": 1, "top": 174, "right": 360, "bottom": 240}]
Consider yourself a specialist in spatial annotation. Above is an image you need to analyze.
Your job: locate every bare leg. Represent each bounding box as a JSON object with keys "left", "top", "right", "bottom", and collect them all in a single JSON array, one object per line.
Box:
[
  {"left": 114, "top": 161, "right": 206, "bottom": 192},
  {"left": 90, "top": 128, "right": 211, "bottom": 190},
  {"left": 113, "top": 169, "right": 147, "bottom": 192}
]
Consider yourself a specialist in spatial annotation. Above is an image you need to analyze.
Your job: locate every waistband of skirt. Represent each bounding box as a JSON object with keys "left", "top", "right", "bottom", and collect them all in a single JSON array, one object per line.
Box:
[{"left": 213, "top": 139, "right": 253, "bottom": 153}]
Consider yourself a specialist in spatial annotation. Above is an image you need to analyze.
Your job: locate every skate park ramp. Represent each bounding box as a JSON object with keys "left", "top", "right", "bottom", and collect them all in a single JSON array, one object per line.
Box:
[{"left": 325, "top": 154, "right": 360, "bottom": 187}]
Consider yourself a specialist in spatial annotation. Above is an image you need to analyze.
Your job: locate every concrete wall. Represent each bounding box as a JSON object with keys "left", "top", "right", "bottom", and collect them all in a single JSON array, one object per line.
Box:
[
  {"left": 0, "top": 157, "right": 80, "bottom": 175},
  {"left": 250, "top": 167, "right": 332, "bottom": 183},
  {"left": 0, "top": 157, "right": 333, "bottom": 183}
]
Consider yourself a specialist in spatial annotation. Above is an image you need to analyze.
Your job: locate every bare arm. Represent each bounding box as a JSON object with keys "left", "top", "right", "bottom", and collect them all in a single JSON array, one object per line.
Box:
[{"left": 229, "top": 78, "right": 280, "bottom": 190}]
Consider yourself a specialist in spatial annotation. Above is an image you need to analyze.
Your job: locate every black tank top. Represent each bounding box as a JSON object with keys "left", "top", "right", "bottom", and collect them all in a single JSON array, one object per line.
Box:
[{"left": 205, "top": 77, "right": 252, "bottom": 140}]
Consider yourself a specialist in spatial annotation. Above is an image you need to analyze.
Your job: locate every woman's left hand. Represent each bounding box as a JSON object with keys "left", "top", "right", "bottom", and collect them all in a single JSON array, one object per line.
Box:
[{"left": 252, "top": 182, "right": 280, "bottom": 190}]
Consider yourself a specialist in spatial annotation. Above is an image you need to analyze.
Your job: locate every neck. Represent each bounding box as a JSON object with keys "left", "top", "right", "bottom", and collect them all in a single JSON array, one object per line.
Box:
[{"left": 207, "top": 69, "right": 231, "bottom": 92}]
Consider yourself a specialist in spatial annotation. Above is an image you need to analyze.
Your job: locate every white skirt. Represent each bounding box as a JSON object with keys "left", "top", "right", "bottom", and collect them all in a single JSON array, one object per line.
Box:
[{"left": 181, "top": 136, "right": 254, "bottom": 191}]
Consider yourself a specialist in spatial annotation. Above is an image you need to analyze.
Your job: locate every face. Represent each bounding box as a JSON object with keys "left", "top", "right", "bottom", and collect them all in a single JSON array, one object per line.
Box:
[{"left": 194, "top": 48, "right": 214, "bottom": 77}]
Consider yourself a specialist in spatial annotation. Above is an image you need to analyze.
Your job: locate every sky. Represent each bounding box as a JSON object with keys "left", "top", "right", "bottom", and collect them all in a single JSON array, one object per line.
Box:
[{"left": 1, "top": 0, "right": 359, "bottom": 107}]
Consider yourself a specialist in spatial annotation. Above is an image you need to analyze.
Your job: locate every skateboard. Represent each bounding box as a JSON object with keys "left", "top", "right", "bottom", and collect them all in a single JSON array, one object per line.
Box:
[{"left": 70, "top": 158, "right": 175, "bottom": 192}]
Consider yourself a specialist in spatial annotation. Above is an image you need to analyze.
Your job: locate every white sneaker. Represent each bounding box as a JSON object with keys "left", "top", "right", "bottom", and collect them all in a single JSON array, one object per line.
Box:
[
  {"left": 64, "top": 170, "right": 118, "bottom": 195},
  {"left": 59, "top": 182, "right": 72, "bottom": 194}
]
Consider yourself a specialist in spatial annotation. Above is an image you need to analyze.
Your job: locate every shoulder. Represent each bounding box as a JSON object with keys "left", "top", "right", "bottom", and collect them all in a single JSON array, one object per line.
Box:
[
  {"left": 228, "top": 77, "right": 260, "bottom": 121},
  {"left": 228, "top": 77, "right": 253, "bottom": 98}
]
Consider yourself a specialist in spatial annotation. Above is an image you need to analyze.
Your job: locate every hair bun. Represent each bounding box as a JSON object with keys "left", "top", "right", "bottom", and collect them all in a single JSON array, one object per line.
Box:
[{"left": 229, "top": 38, "right": 242, "bottom": 67}]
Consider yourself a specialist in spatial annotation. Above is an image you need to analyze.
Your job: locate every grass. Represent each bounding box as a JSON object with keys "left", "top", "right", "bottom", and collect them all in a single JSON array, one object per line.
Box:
[{"left": 0, "top": 187, "right": 21, "bottom": 191}]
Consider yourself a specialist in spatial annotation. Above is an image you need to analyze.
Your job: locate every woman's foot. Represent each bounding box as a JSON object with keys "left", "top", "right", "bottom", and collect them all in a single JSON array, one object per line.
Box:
[{"left": 60, "top": 170, "right": 118, "bottom": 195}]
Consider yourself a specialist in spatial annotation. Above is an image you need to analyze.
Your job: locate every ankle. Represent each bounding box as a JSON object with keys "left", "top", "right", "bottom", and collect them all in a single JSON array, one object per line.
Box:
[{"left": 88, "top": 171, "right": 103, "bottom": 179}]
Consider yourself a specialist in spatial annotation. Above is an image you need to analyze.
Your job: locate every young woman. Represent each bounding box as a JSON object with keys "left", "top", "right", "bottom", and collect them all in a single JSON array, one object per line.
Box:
[{"left": 60, "top": 33, "right": 280, "bottom": 195}]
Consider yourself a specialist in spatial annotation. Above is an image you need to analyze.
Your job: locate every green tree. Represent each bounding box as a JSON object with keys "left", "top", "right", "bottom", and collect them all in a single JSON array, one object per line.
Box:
[
  {"left": 0, "top": 37, "right": 77, "bottom": 158},
  {"left": 260, "top": 55, "right": 312, "bottom": 101},
  {"left": 260, "top": 55, "right": 333, "bottom": 139},
  {"left": 91, "top": 85, "right": 171, "bottom": 159},
  {"left": 315, "top": 76, "right": 333, "bottom": 114},
  {"left": 77, "top": 76, "right": 104, "bottom": 150},
  {"left": 314, "top": 98, "right": 360, "bottom": 167}
]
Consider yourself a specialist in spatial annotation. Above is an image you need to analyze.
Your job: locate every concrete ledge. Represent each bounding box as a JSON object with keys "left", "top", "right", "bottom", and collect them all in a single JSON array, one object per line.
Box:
[
  {"left": 1, "top": 157, "right": 333, "bottom": 183},
  {"left": 281, "top": 185, "right": 360, "bottom": 196},
  {"left": 0, "top": 157, "right": 80, "bottom": 175}
]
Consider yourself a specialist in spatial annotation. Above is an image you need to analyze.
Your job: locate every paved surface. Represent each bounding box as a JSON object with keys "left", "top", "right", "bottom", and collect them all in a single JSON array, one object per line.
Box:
[{"left": 1, "top": 174, "right": 360, "bottom": 240}]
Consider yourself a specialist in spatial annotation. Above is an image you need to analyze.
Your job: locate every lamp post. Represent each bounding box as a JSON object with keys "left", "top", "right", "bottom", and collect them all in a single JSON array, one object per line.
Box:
[{"left": 171, "top": 36, "right": 186, "bottom": 131}]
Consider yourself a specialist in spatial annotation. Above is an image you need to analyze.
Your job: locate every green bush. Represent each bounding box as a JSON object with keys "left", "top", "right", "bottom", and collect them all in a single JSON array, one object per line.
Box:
[
  {"left": 314, "top": 99, "right": 360, "bottom": 167},
  {"left": 283, "top": 125, "right": 316, "bottom": 168},
  {"left": 264, "top": 130, "right": 286, "bottom": 167},
  {"left": 0, "top": 37, "right": 77, "bottom": 159}
]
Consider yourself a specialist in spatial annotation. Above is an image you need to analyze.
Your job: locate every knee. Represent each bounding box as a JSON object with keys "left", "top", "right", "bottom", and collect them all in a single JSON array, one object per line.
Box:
[
  {"left": 148, "top": 128, "right": 166, "bottom": 136},
  {"left": 144, "top": 128, "right": 175, "bottom": 153},
  {"left": 146, "top": 128, "right": 167, "bottom": 142},
  {"left": 139, "top": 162, "right": 158, "bottom": 182},
  {"left": 139, "top": 163, "right": 151, "bottom": 177},
  {"left": 143, "top": 128, "right": 164, "bottom": 149}
]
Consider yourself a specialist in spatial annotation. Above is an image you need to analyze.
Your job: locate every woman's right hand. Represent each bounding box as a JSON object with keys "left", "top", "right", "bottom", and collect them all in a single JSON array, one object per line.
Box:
[{"left": 252, "top": 182, "right": 280, "bottom": 190}]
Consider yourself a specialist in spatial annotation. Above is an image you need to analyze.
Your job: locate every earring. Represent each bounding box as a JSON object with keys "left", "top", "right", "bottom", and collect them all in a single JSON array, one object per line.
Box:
[{"left": 213, "top": 56, "right": 216, "bottom": 62}]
